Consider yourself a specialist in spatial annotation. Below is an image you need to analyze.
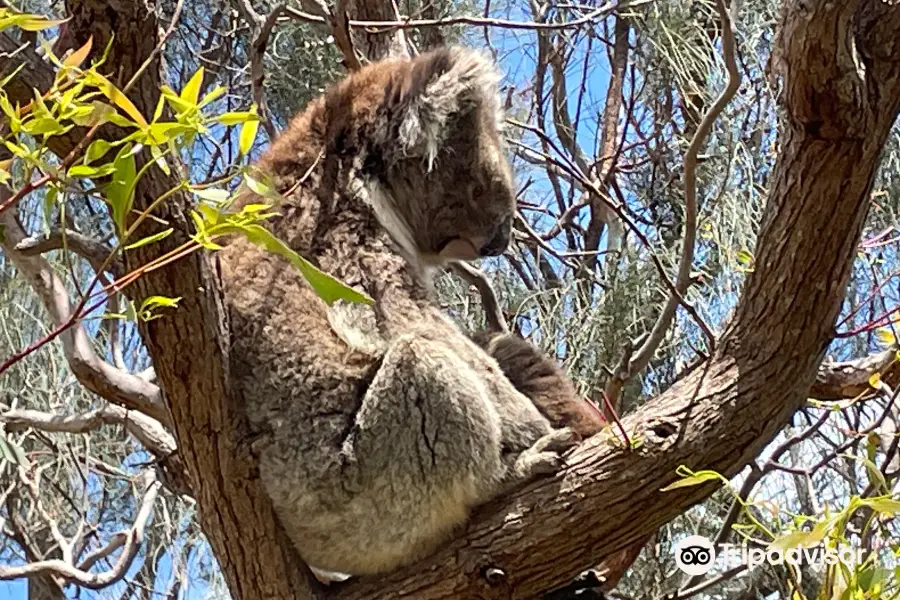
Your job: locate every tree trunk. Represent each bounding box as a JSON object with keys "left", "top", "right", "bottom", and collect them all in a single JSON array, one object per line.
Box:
[
  {"left": 28, "top": 575, "right": 65, "bottom": 600},
  {"left": 2, "top": 0, "right": 899, "bottom": 599}
]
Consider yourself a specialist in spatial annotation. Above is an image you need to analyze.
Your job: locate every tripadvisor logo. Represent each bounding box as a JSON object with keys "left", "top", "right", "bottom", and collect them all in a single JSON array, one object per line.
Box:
[
  {"left": 672, "top": 534, "right": 865, "bottom": 575},
  {"left": 674, "top": 535, "right": 716, "bottom": 576}
]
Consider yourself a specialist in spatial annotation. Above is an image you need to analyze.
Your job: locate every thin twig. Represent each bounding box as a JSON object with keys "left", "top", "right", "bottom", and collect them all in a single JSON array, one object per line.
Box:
[
  {"left": 450, "top": 262, "right": 509, "bottom": 334},
  {"left": 282, "top": 0, "right": 652, "bottom": 32},
  {"left": 608, "top": 0, "right": 738, "bottom": 403},
  {"left": 0, "top": 471, "right": 161, "bottom": 589}
]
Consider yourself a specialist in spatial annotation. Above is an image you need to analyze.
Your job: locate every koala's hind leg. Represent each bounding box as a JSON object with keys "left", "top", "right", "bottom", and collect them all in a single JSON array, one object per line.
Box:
[{"left": 302, "top": 333, "right": 508, "bottom": 575}]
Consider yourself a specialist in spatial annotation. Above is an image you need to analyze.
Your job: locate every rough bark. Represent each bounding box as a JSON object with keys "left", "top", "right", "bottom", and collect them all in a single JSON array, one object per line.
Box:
[
  {"left": 3, "top": 3, "right": 322, "bottom": 598},
  {"left": 1, "top": 1, "right": 899, "bottom": 599}
]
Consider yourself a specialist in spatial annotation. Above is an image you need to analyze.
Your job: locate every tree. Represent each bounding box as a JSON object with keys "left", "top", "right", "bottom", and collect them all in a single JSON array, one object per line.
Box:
[{"left": 1, "top": 0, "right": 900, "bottom": 598}]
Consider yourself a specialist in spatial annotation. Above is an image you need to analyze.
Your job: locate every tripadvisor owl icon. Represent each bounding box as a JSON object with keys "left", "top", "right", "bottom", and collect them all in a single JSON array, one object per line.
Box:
[{"left": 674, "top": 535, "right": 716, "bottom": 576}]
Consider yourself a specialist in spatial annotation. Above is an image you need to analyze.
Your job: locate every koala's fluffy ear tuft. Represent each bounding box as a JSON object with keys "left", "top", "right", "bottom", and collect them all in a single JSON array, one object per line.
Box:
[{"left": 386, "top": 46, "right": 503, "bottom": 168}]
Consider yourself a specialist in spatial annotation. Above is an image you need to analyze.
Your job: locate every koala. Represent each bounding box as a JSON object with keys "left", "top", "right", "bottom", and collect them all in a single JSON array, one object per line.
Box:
[
  {"left": 472, "top": 331, "right": 607, "bottom": 439},
  {"left": 217, "top": 46, "right": 578, "bottom": 577}
]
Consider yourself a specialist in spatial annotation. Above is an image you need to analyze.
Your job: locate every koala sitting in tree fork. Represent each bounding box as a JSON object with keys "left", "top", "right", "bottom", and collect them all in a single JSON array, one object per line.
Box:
[{"left": 218, "top": 45, "right": 584, "bottom": 578}]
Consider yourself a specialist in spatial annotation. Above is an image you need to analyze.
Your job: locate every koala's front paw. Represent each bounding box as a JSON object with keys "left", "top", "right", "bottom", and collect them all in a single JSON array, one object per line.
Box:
[{"left": 512, "top": 427, "right": 580, "bottom": 480}]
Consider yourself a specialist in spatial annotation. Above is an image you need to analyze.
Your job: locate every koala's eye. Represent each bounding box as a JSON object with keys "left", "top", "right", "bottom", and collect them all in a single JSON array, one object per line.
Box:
[{"left": 471, "top": 183, "right": 486, "bottom": 199}]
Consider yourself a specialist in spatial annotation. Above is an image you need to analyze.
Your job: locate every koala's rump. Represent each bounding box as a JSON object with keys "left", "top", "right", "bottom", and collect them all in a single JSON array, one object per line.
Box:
[{"left": 220, "top": 241, "right": 505, "bottom": 574}]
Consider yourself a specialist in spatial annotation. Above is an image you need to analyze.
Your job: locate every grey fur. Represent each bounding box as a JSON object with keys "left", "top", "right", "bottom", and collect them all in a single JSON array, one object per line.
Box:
[{"left": 218, "top": 46, "right": 576, "bottom": 577}]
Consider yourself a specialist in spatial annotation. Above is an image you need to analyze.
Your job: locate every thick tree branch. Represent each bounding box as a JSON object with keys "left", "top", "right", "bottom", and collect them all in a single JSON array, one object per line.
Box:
[
  {"left": 315, "top": 1, "right": 900, "bottom": 597},
  {"left": 1, "top": 2, "right": 325, "bottom": 597}
]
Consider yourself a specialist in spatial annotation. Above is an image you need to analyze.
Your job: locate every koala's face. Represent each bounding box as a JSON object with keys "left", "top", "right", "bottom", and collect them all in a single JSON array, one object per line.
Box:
[
  {"left": 418, "top": 109, "right": 515, "bottom": 266},
  {"left": 365, "top": 47, "right": 517, "bottom": 267}
]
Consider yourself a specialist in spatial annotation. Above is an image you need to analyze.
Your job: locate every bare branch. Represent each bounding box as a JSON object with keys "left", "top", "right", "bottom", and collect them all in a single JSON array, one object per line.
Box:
[
  {"left": 450, "top": 262, "right": 509, "bottom": 334},
  {"left": 0, "top": 192, "right": 169, "bottom": 428},
  {"left": 232, "top": 0, "right": 284, "bottom": 140},
  {"left": 282, "top": 0, "right": 650, "bottom": 32},
  {"left": 610, "top": 0, "right": 739, "bottom": 401},
  {"left": 1, "top": 405, "right": 176, "bottom": 460},
  {"left": 0, "top": 471, "right": 161, "bottom": 589},
  {"left": 14, "top": 229, "right": 123, "bottom": 278}
]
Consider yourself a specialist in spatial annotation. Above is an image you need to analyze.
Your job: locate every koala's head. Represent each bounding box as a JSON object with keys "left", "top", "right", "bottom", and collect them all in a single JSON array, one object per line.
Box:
[{"left": 366, "top": 47, "right": 516, "bottom": 266}]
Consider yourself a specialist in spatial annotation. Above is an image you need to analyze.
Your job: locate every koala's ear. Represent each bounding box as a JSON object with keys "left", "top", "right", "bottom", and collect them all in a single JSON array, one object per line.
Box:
[{"left": 385, "top": 46, "right": 502, "bottom": 167}]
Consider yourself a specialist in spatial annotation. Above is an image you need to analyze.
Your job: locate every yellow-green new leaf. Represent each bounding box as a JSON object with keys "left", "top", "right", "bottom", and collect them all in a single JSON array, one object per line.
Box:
[
  {"left": 239, "top": 224, "right": 371, "bottom": 305},
  {"left": 769, "top": 530, "right": 820, "bottom": 551},
  {"left": 239, "top": 117, "right": 259, "bottom": 156},
  {"left": 87, "top": 72, "right": 149, "bottom": 128},
  {"left": 216, "top": 111, "right": 258, "bottom": 125},
  {"left": 68, "top": 163, "right": 117, "bottom": 178},
  {"left": 862, "top": 498, "right": 900, "bottom": 515},
  {"left": 192, "top": 188, "right": 231, "bottom": 204},
  {"left": 199, "top": 85, "right": 226, "bottom": 108},
  {"left": 869, "top": 372, "right": 882, "bottom": 389},
  {"left": 876, "top": 328, "right": 896, "bottom": 347},
  {"left": 107, "top": 145, "right": 138, "bottom": 235},
  {"left": 84, "top": 139, "right": 112, "bottom": 165},
  {"left": 124, "top": 228, "right": 173, "bottom": 250},
  {"left": 180, "top": 67, "right": 205, "bottom": 107},
  {"left": 62, "top": 35, "right": 93, "bottom": 68},
  {"left": 660, "top": 470, "right": 723, "bottom": 492}
]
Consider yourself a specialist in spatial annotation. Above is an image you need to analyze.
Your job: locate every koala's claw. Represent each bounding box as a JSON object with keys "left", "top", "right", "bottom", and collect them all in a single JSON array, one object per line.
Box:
[
  {"left": 532, "top": 426, "right": 580, "bottom": 453},
  {"left": 512, "top": 427, "right": 579, "bottom": 480}
]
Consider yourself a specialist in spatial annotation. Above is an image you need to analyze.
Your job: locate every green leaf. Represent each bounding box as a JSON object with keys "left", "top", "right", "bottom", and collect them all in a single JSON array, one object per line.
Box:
[
  {"left": 84, "top": 139, "right": 112, "bottom": 165},
  {"left": 216, "top": 111, "right": 258, "bottom": 125},
  {"left": 660, "top": 468, "right": 724, "bottom": 492},
  {"left": 17, "top": 16, "right": 67, "bottom": 31},
  {"left": 42, "top": 185, "right": 58, "bottom": 229},
  {"left": 869, "top": 372, "right": 882, "bottom": 389},
  {"left": 860, "top": 455, "right": 889, "bottom": 493},
  {"left": 107, "top": 144, "right": 138, "bottom": 235},
  {"left": 769, "top": 530, "right": 820, "bottom": 551},
  {"left": 86, "top": 72, "right": 149, "bottom": 128},
  {"left": 241, "top": 203, "right": 274, "bottom": 213},
  {"left": 124, "top": 228, "right": 173, "bottom": 250},
  {"left": 239, "top": 224, "right": 371, "bottom": 305},
  {"left": 198, "top": 85, "right": 226, "bottom": 108},
  {"left": 192, "top": 187, "right": 231, "bottom": 204},
  {"left": 190, "top": 209, "right": 206, "bottom": 236},
  {"left": 149, "top": 144, "right": 170, "bottom": 176},
  {"left": 68, "top": 163, "right": 117, "bottom": 178},
  {"left": 239, "top": 117, "right": 259, "bottom": 156},
  {"left": 146, "top": 122, "right": 192, "bottom": 145},
  {"left": 0, "top": 157, "right": 11, "bottom": 184},
  {"left": 22, "top": 116, "right": 66, "bottom": 136},
  {"left": 180, "top": 67, "right": 205, "bottom": 106},
  {"left": 0, "top": 430, "right": 29, "bottom": 469},
  {"left": 875, "top": 328, "right": 896, "bottom": 347},
  {"left": 735, "top": 249, "right": 754, "bottom": 271},
  {"left": 863, "top": 498, "right": 900, "bottom": 516},
  {"left": 243, "top": 172, "right": 281, "bottom": 201},
  {"left": 0, "top": 432, "right": 16, "bottom": 465},
  {"left": 140, "top": 295, "right": 182, "bottom": 311}
]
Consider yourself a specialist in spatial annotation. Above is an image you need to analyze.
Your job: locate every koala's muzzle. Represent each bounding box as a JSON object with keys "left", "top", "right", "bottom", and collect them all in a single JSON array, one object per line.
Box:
[{"left": 479, "top": 215, "right": 512, "bottom": 257}]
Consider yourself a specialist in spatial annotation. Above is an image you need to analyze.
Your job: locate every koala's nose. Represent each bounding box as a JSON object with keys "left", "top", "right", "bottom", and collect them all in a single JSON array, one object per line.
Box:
[{"left": 479, "top": 215, "right": 513, "bottom": 257}]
